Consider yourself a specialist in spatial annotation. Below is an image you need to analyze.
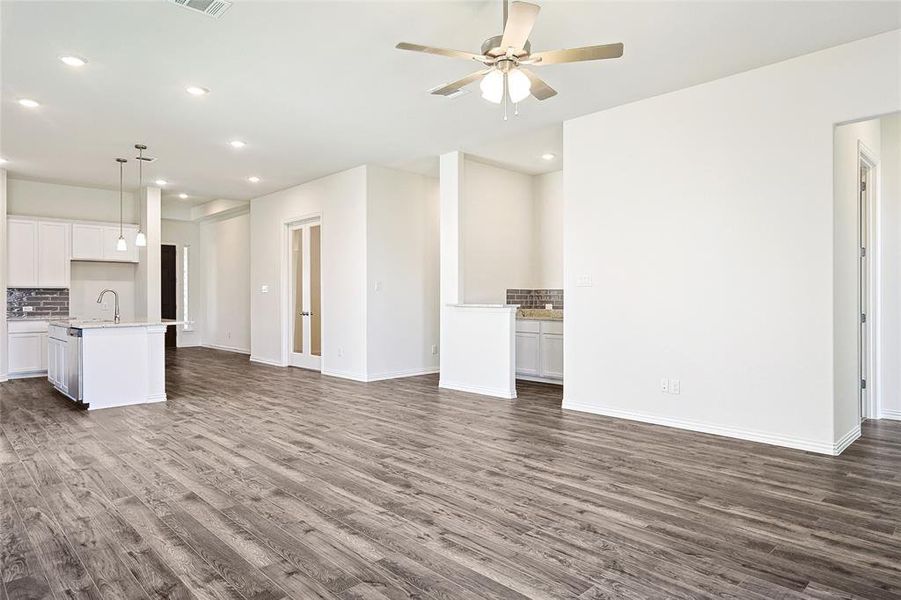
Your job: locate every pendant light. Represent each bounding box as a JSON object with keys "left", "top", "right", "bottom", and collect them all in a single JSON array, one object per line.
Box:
[
  {"left": 116, "top": 158, "right": 128, "bottom": 251},
  {"left": 134, "top": 144, "right": 147, "bottom": 247}
]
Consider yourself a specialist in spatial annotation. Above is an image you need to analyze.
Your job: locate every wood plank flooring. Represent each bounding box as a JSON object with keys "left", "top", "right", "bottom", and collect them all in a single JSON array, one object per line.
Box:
[{"left": 2, "top": 347, "right": 901, "bottom": 600}]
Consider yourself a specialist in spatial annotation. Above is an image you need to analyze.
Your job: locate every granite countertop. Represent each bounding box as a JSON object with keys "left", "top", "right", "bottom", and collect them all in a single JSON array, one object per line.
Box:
[
  {"left": 516, "top": 308, "right": 563, "bottom": 321},
  {"left": 50, "top": 319, "right": 185, "bottom": 330}
]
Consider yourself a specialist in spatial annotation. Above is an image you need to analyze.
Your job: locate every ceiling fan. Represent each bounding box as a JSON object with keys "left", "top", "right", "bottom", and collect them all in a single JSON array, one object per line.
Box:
[{"left": 396, "top": 0, "right": 623, "bottom": 118}]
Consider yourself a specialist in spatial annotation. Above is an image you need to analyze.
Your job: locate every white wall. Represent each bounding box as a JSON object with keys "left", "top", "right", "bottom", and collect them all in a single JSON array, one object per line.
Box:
[
  {"left": 7, "top": 179, "right": 138, "bottom": 223},
  {"left": 833, "top": 119, "right": 881, "bottom": 437},
  {"left": 880, "top": 113, "right": 901, "bottom": 419},
  {"left": 563, "top": 31, "right": 900, "bottom": 454},
  {"left": 533, "top": 171, "right": 564, "bottom": 289},
  {"left": 463, "top": 160, "right": 536, "bottom": 303},
  {"left": 366, "top": 166, "right": 440, "bottom": 379},
  {"left": 250, "top": 166, "right": 367, "bottom": 375},
  {"left": 201, "top": 212, "right": 251, "bottom": 353},
  {"left": 1, "top": 169, "right": 8, "bottom": 381},
  {"left": 69, "top": 262, "right": 137, "bottom": 321},
  {"left": 162, "top": 219, "right": 204, "bottom": 348}
]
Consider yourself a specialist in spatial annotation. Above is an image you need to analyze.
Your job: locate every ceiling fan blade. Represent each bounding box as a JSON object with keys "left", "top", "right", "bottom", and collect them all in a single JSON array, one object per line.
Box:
[
  {"left": 430, "top": 69, "right": 492, "bottom": 96},
  {"left": 396, "top": 42, "right": 483, "bottom": 62},
  {"left": 500, "top": 2, "right": 540, "bottom": 52},
  {"left": 531, "top": 43, "right": 624, "bottom": 65},
  {"left": 521, "top": 69, "right": 557, "bottom": 100}
]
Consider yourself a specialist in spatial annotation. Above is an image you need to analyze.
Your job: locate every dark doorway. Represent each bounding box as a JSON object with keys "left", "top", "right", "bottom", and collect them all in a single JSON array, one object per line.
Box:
[{"left": 161, "top": 244, "right": 177, "bottom": 348}]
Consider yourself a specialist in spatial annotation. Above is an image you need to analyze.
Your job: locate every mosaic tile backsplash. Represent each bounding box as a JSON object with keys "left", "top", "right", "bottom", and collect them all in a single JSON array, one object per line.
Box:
[
  {"left": 506, "top": 288, "right": 564, "bottom": 310},
  {"left": 7, "top": 288, "right": 69, "bottom": 319}
]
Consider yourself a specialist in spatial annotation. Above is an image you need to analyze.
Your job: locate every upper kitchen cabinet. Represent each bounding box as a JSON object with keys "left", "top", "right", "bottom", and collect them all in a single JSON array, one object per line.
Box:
[
  {"left": 71, "top": 222, "right": 139, "bottom": 262},
  {"left": 7, "top": 217, "right": 70, "bottom": 288}
]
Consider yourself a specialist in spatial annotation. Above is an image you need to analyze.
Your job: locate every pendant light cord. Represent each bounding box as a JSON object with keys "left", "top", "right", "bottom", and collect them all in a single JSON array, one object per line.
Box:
[{"left": 119, "top": 160, "right": 124, "bottom": 236}]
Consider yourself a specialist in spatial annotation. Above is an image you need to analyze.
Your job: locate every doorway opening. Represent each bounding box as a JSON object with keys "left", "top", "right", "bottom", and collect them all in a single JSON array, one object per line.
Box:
[
  {"left": 859, "top": 147, "right": 877, "bottom": 420},
  {"left": 287, "top": 219, "right": 322, "bottom": 370},
  {"left": 161, "top": 244, "right": 177, "bottom": 348}
]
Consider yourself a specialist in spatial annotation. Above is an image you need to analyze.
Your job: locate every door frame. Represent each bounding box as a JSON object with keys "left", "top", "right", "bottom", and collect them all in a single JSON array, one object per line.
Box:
[
  {"left": 280, "top": 212, "right": 323, "bottom": 370},
  {"left": 858, "top": 142, "right": 880, "bottom": 421}
]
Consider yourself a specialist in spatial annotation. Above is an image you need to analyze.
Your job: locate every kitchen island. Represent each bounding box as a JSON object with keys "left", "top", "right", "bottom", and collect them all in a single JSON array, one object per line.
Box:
[{"left": 47, "top": 319, "right": 183, "bottom": 410}]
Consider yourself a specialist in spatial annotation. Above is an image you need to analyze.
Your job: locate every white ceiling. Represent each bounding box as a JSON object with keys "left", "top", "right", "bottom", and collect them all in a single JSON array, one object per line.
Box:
[{"left": 2, "top": 1, "right": 898, "bottom": 200}]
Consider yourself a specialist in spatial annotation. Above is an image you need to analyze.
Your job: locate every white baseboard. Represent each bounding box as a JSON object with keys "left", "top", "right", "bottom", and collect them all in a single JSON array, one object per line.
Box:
[
  {"left": 249, "top": 355, "right": 287, "bottom": 368},
  {"left": 516, "top": 374, "right": 563, "bottom": 386},
  {"left": 88, "top": 395, "right": 167, "bottom": 411},
  {"left": 321, "top": 368, "right": 368, "bottom": 382},
  {"left": 833, "top": 425, "right": 861, "bottom": 455},
  {"left": 880, "top": 408, "right": 901, "bottom": 420},
  {"left": 202, "top": 343, "right": 250, "bottom": 355},
  {"left": 439, "top": 379, "right": 517, "bottom": 399},
  {"left": 562, "top": 399, "right": 847, "bottom": 455},
  {"left": 7, "top": 370, "right": 47, "bottom": 380},
  {"left": 366, "top": 367, "right": 439, "bottom": 382}
]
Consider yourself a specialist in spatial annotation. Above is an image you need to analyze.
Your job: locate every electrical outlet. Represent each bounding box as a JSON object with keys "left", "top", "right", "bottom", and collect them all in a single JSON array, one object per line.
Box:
[
  {"left": 337, "top": 347, "right": 344, "bottom": 358},
  {"left": 22, "top": 306, "right": 34, "bottom": 313},
  {"left": 431, "top": 344, "right": 438, "bottom": 355},
  {"left": 260, "top": 285, "right": 269, "bottom": 294},
  {"left": 660, "top": 378, "right": 669, "bottom": 393},
  {"left": 374, "top": 281, "right": 382, "bottom": 292},
  {"left": 670, "top": 379, "right": 681, "bottom": 395},
  {"left": 101, "top": 302, "right": 109, "bottom": 311},
  {"left": 227, "top": 331, "right": 231, "bottom": 340}
]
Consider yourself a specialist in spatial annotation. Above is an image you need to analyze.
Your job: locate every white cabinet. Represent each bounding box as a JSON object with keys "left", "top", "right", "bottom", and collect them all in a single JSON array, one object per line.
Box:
[
  {"left": 72, "top": 223, "right": 138, "bottom": 262},
  {"left": 7, "top": 218, "right": 70, "bottom": 288},
  {"left": 48, "top": 338, "right": 68, "bottom": 393},
  {"left": 71, "top": 223, "right": 104, "bottom": 260},
  {"left": 515, "top": 319, "right": 563, "bottom": 383},
  {"left": 540, "top": 334, "right": 564, "bottom": 379},
  {"left": 515, "top": 332, "right": 540, "bottom": 376},
  {"left": 8, "top": 321, "right": 49, "bottom": 377},
  {"left": 38, "top": 222, "right": 70, "bottom": 287}
]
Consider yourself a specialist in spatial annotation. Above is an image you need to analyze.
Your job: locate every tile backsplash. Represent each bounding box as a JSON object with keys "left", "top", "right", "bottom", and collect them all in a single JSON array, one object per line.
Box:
[
  {"left": 7, "top": 288, "right": 70, "bottom": 319},
  {"left": 506, "top": 288, "right": 564, "bottom": 309}
]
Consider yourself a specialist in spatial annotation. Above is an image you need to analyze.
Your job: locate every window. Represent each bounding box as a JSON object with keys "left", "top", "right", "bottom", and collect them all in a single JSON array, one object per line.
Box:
[{"left": 183, "top": 246, "right": 193, "bottom": 331}]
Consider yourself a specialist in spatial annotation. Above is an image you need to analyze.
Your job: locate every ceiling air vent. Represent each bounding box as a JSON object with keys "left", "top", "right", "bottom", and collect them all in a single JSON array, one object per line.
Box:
[{"left": 169, "top": 0, "right": 232, "bottom": 19}]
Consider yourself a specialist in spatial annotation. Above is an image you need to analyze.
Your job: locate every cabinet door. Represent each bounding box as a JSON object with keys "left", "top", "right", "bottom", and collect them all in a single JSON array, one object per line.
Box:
[
  {"left": 48, "top": 339, "right": 58, "bottom": 384},
  {"left": 7, "top": 219, "right": 38, "bottom": 287},
  {"left": 38, "top": 221, "right": 70, "bottom": 287},
  {"left": 9, "top": 334, "right": 44, "bottom": 374},
  {"left": 540, "top": 333, "right": 564, "bottom": 379},
  {"left": 515, "top": 332, "right": 540, "bottom": 376},
  {"left": 72, "top": 224, "right": 104, "bottom": 260}
]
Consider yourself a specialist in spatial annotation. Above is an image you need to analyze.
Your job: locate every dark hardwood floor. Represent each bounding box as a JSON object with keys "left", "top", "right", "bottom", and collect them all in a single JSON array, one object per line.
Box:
[{"left": 2, "top": 348, "right": 901, "bottom": 600}]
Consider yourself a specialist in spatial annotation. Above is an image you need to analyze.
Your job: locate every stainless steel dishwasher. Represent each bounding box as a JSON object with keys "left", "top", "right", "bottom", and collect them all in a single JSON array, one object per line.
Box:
[{"left": 66, "top": 327, "right": 84, "bottom": 403}]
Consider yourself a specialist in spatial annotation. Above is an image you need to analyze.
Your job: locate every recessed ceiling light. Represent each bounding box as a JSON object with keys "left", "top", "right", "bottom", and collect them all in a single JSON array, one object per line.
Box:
[
  {"left": 155, "top": 179, "right": 168, "bottom": 186},
  {"left": 59, "top": 56, "right": 87, "bottom": 67},
  {"left": 541, "top": 153, "right": 556, "bottom": 161},
  {"left": 229, "top": 140, "right": 246, "bottom": 149},
  {"left": 178, "top": 193, "right": 188, "bottom": 199},
  {"left": 18, "top": 98, "right": 40, "bottom": 108},
  {"left": 247, "top": 176, "right": 260, "bottom": 183},
  {"left": 185, "top": 86, "right": 209, "bottom": 96}
]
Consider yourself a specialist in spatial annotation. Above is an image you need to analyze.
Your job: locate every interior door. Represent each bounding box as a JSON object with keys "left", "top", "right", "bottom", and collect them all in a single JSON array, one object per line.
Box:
[
  {"left": 289, "top": 221, "right": 322, "bottom": 370},
  {"left": 160, "top": 245, "right": 177, "bottom": 348},
  {"left": 858, "top": 164, "right": 870, "bottom": 419}
]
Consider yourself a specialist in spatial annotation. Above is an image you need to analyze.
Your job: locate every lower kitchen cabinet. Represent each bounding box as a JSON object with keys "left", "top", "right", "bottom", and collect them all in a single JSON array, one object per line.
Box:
[
  {"left": 515, "top": 319, "right": 563, "bottom": 384},
  {"left": 8, "top": 321, "right": 49, "bottom": 378}
]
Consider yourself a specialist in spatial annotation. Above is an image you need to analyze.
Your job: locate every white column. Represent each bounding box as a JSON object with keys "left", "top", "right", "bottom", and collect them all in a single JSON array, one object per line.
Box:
[
  {"left": 0, "top": 169, "right": 8, "bottom": 381},
  {"left": 440, "top": 151, "right": 464, "bottom": 305},
  {"left": 439, "top": 151, "right": 464, "bottom": 364},
  {"left": 135, "top": 186, "right": 162, "bottom": 320}
]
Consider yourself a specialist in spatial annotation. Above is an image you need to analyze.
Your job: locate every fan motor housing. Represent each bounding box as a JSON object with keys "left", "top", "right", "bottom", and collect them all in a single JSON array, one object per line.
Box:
[{"left": 481, "top": 35, "right": 531, "bottom": 58}]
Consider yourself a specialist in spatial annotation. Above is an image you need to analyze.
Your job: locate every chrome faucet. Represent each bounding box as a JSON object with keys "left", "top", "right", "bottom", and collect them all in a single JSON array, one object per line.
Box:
[{"left": 97, "top": 289, "right": 120, "bottom": 323}]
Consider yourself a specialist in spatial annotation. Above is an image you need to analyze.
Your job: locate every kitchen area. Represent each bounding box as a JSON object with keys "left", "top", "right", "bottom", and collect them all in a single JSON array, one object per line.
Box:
[
  {"left": 4, "top": 176, "right": 180, "bottom": 409},
  {"left": 509, "top": 288, "right": 563, "bottom": 384}
]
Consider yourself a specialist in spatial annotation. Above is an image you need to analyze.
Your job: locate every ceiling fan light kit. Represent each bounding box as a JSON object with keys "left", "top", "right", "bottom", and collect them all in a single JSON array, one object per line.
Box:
[{"left": 396, "top": 0, "right": 624, "bottom": 119}]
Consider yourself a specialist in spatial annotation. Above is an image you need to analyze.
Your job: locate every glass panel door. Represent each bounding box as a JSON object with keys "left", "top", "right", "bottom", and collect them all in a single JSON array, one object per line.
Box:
[{"left": 288, "top": 220, "right": 321, "bottom": 370}]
